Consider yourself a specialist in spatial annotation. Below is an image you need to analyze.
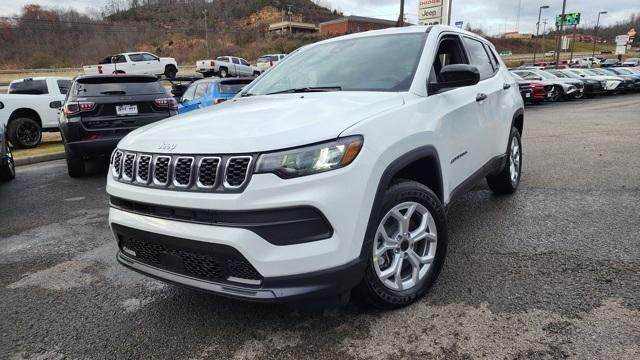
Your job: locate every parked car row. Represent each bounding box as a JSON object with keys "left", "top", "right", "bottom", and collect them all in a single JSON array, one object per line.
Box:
[{"left": 511, "top": 66, "right": 640, "bottom": 104}]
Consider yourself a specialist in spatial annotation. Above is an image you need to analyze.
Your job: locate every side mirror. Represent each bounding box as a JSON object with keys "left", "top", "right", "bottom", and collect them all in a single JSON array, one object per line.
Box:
[
  {"left": 49, "top": 101, "right": 62, "bottom": 109},
  {"left": 428, "top": 64, "right": 480, "bottom": 93}
]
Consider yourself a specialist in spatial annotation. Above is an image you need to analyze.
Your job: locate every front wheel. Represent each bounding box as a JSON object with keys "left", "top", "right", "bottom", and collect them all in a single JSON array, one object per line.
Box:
[
  {"left": 356, "top": 180, "right": 447, "bottom": 309},
  {"left": 0, "top": 145, "right": 15, "bottom": 181},
  {"left": 487, "top": 127, "right": 522, "bottom": 195},
  {"left": 547, "top": 86, "right": 563, "bottom": 102}
]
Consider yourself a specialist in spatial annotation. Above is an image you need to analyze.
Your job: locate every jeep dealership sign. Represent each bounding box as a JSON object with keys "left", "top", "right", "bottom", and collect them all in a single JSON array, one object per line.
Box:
[{"left": 419, "top": 0, "right": 451, "bottom": 26}]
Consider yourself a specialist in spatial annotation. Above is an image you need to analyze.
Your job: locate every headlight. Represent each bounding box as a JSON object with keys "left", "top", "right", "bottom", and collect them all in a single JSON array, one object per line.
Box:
[{"left": 255, "top": 136, "right": 363, "bottom": 178}]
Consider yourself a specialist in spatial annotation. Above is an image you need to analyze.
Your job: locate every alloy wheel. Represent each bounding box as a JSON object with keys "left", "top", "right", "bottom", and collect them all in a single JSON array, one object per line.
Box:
[
  {"left": 373, "top": 202, "right": 437, "bottom": 291},
  {"left": 16, "top": 122, "right": 40, "bottom": 147},
  {"left": 510, "top": 135, "right": 521, "bottom": 186}
]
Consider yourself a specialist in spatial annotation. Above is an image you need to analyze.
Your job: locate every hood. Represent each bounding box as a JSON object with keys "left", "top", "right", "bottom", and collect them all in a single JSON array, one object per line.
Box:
[{"left": 118, "top": 91, "right": 405, "bottom": 154}]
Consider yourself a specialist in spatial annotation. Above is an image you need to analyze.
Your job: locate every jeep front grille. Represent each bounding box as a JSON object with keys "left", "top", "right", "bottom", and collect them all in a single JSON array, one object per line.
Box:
[{"left": 112, "top": 151, "right": 253, "bottom": 192}]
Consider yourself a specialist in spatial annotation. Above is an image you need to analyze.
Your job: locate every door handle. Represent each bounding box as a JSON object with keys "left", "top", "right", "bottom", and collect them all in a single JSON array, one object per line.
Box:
[
  {"left": 476, "top": 93, "right": 488, "bottom": 102},
  {"left": 503, "top": 83, "right": 511, "bottom": 90}
]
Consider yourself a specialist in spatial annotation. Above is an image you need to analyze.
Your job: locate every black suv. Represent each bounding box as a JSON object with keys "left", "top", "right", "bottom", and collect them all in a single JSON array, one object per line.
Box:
[{"left": 60, "top": 75, "right": 177, "bottom": 177}]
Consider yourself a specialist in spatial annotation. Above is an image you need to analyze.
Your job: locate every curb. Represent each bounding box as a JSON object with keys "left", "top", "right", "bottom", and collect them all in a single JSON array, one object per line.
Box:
[{"left": 15, "top": 152, "right": 66, "bottom": 166}]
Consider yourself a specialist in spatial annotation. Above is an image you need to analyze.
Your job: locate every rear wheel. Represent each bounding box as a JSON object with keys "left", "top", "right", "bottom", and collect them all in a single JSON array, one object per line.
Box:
[
  {"left": 0, "top": 145, "right": 15, "bottom": 181},
  {"left": 8, "top": 117, "right": 41, "bottom": 149},
  {"left": 356, "top": 180, "right": 447, "bottom": 309},
  {"left": 219, "top": 68, "right": 228, "bottom": 78},
  {"left": 66, "top": 152, "right": 86, "bottom": 178},
  {"left": 253, "top": 71, "right": 261, "bottom": 77},
  {"left": 487, "top": 127, "right": 522, "bottom": 195}
]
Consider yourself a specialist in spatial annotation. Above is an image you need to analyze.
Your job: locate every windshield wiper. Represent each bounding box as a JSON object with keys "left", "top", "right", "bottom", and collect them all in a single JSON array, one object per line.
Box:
[
  {"left": 100, "top": 90, "right": 127, "bottom": 95},
  {"left": 240, "top": 92, "right": 254, "bottom": 97},
  {"left": 265, "top": 86, "right": 342, "bottom": 95}
]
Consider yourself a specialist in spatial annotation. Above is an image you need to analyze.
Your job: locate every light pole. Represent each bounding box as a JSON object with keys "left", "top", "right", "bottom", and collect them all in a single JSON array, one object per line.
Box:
[
  {"left": 533, "top": 5, "right": 549, "bottom": 64},
  {"left": 203, "top": 10, "right": 209, "bottom": 58},
  {"left": 592, "top": 11, "right": 608, "bottom": 61},
  {"left": 542, "top": 19, "right": 548, "bottom": 58}
]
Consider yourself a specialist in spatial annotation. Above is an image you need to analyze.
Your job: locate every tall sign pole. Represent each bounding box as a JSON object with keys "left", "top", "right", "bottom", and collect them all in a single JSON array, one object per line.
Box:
[
  {"left": 397, "top": 0, "right": 405, "bottom": 27},
  {"left": 419, "top": 0, "right": 451, "bottom": 26},
  {"left": 555, "top": 0, "right": 567, "bottom": 68}
]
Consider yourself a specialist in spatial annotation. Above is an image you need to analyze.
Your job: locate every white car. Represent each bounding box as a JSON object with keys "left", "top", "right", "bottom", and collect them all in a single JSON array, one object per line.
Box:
[
  {"left": 196, "top": 56, "right": 261, "bottom": 78},
  {"left": 107, "top": 26, "right": 524, "bottom": 308},
  {"left": 83, "top": 53, "right": 178, "bottom": 78},
  {"left": 0, "top": 77, "right": 71, "bottom": 148},
  {"left": 256, "top": 54, "right": 287, "bottom": 73}
]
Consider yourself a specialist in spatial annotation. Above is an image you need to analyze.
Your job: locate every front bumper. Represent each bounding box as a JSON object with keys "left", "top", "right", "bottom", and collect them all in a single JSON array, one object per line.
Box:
[{"left": 107, "top": 144, "right": 382, "bottom": 298}]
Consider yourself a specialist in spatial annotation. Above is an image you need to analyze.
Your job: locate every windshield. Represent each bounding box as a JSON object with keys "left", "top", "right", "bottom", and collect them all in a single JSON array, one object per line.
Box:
[
  {"left": 559, "top": 71, "right": 581, "bottom": 79},
  {"left": 613, "top": 68, "right": 632, "bottom": 75},
  {"left": 245, "top": 33, "right": 427, "bottom": 95}
]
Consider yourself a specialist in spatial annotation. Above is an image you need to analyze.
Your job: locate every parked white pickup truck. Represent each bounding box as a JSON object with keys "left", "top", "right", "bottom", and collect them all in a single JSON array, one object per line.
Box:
[
  {"left": 196, "top": 56, "right": 261, "bottom": 78},
  {"left": 256, "top": 54, "right": 287, "bottom": 73},
  {"left": 0, "top": 77, "right": 71, "bottom": 148},
  {"left": 83, "top": 52, "right": 178, "bottom": 78}
]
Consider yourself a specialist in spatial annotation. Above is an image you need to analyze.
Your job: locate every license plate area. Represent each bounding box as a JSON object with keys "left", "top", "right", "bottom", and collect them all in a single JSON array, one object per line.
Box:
[{"left": 116, "top": 104, "right": 138, "bottom": 116}]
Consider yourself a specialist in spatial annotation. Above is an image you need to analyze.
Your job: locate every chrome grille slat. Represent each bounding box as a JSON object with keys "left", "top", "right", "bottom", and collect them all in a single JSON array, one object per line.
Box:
[
  {"left": 136, "top": 155, "right": 152, "bottom": 184},
  {"left": 153, "top": 156, "right": 172, "bottom": 186},
  {"left": 122, "top": 153, "right": 136, "bottom": 182},
  {"left": 225, "top": 156, "right": 252, "bottom": 188},
  {"left": 112, "top": 150, "right": 124, "bottom": 178},
  {"left": 173, "top": 157, "right": 195, "bottom": 187},
  {"left": 197, "top": 157, "right": 221, "bottom": 189},
  {"left": 111, "top": 151, "right": 252, "bottom": 192}
]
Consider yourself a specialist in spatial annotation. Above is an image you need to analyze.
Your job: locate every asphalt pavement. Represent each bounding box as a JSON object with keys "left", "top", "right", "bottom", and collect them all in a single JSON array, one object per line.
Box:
[{"left": 1, "top": 94, "right": 639, "bottom": 359}]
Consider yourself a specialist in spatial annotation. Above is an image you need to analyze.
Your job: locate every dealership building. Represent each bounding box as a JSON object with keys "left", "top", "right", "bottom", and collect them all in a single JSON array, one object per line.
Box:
[{"left": 319, "top": 16, "right": 400, "bottom": 36}]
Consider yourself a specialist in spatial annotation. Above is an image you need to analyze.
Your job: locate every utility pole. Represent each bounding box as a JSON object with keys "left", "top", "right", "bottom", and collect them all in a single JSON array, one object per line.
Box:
[
  {"left": 397, "top": 0, "right": 405, "bottom": 27},
  {"left": 542, "top": 19, "right": 548, "bottom": 59},
  {"left": 555, "top": 0, "right": 567, "bottom": 68},
  {"left": 533, "top": 5, "right": 550, "bottom": 64},
  {"left": 287, "top": 5, "right": 293, "bottom": 35},
  {"left": 592, "top": 11, "right": 608, "bottom": 61},
  {"left": 516, "top": 0, "right": 522, "bottom": 32},
  {"left": 569, "top": 24, "right": 577, "bottom": 62},
  {"left": 203, "top": 9, "right": 209, "bottom": 58}
]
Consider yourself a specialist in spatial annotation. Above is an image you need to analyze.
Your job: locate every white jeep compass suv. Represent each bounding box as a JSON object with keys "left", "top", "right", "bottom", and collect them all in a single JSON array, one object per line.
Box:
[{"left": 107, "top": 26, "right": 524, "bottom": 309}]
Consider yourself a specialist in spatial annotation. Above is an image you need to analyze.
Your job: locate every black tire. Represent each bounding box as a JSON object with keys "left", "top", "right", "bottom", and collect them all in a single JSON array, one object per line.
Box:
[
  {"left": 164, "top": 65, "right": 177, "bottom": 79},
  {"left": 7, "top": 117, "right": 42, "bottom": 149},
  {"left": 487, "top": 127, "right": 522, "bottom": 195},
  {"left": 66, "top": 152, "right": 86, "bottom": 178},
  {"left": 355, "top": 179, "right": 448, "bottom": 309},
  {"left": 573, "top": 90, "right": 584, "bottom": 99},
  {"left": 0, "top": 145, "right": 16, "bottom": 181},
  {"left": 253, "top": 71, "right": 261, "bottom": 77},
  {"left": 219, "top": 67, "right": 228, "bottom": 78},
  {"left": 203, "top": 72, "right": 213, "bottom": 78},
  {"left": 112, "top": 70, "right": 126, "bottom": 75}
]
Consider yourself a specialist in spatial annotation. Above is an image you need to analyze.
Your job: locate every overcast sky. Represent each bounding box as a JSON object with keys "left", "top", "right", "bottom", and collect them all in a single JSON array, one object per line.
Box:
[{"left": 1, "top": 0, "right": 639, "bottom": 35}]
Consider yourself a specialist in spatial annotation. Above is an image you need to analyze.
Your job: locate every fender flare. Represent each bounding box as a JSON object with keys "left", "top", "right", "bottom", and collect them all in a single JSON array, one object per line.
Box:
[{"left": 358, "top": 146, "right": 443, "bottom": 260}]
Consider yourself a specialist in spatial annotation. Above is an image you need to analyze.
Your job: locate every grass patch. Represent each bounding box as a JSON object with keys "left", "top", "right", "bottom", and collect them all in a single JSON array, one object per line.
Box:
[{"left": 12, "top": 133, "right": 64, "bottom": 159}]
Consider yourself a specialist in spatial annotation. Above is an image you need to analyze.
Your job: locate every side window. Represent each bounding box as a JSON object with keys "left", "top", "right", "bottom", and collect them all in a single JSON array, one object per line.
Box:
[
  {"left": 142, "top": 53, "right": 158, "bottom": 61},
  {"left": 240, "top": 59, "right": 250, "bottom": 66},
  {"left": 485, "top": 45, "right": 501, "bottom": 71},
  {"left": 57, "top": 80, "right": 71, "bottom": 95},
  {"left": 462, "top": 37, "right": 495, "bottom": 80},
  {"left": 8, "top": 80, "right": 49, "bottom": 95},
  {"left": 114, "top": 55, "right": 127, "bottom": 63},
  {"left": 181, "top": 85, "right": 197, "bottom": 102},
  {"left": 129, "top": 53, "right": 145, "bottom": 62},
  {"left": 194, "top": 83, "right": 209, "bottom": 99},
  {"left": 232, "top": 58, "right": 240, "bottom": 65},
  {"left": 429, "top": 36, "right": 468, "bottom": 85}
]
